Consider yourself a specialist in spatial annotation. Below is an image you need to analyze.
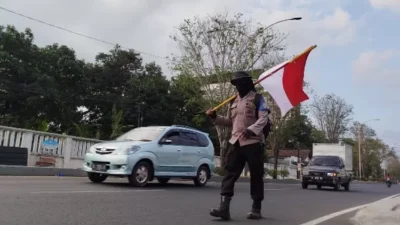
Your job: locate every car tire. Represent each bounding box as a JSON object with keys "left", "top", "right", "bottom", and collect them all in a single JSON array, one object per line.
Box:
[
  {"left": 302, "top": 182, "right": 308, "bottom": 189},
  {"left": 88, "top": 172, "right": 108, "bottom": 183},
  {"left": 157, "top": 177, "right": 170, "bottom": 185},
  {"left": 193, "top": 165, "right": 209, "bottom": 187},
  {"left": 343, "top": 182, "right": 350, "bottom": 191},
  {"left": 128, "top": 161, "right": 151, "bottom": 187},
  {"left": 317, "top": 184, "right": 322, "bottom": 189}
]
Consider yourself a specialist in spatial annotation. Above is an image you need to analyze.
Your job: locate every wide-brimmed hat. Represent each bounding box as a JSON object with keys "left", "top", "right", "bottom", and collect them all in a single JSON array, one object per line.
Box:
[{"left": 230, "top": 71, "right": 252, "bottom": 85}]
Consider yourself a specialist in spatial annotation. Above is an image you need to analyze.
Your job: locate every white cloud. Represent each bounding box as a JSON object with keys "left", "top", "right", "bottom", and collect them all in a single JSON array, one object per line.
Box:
[
  {"left": 352, "top": 50, "right": 400, "bottom": 86},
  {"left": 0, "top": 0, "right": 360, "bottom": 77},
  {"left": 370, "top": 0, "right": 400, "bottom": 13}
]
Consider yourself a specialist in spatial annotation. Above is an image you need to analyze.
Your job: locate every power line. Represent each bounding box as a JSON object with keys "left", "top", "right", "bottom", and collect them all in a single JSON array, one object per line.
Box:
[{"left": 0, "top": 6, "right": 171, "bottom": 61}]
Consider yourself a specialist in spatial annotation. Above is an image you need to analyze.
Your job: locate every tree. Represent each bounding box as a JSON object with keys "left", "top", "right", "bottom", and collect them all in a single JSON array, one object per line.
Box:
[
  {"left": 386, "top": 156, "right": 400, "bottom": 179},
  {"left": 37, "top": 43, "right": 88, "bottom": 133},
  {"left": 171, "top": 12, "right": 286, "bottom": 163},
  {"left": 109, "top": 104, "right": 124, "bottom": 139},
  {"left": 0, "top": 25, "right": 42, "bottom": 129},
  {"left": 169, "top": 73, "right": 209, "bottom": 130},
  {"left": 266, "top": 97, "right": 297, "bottom": 178},
  {"left": 284, "top": 114, "right": 314, "bottom": 149},
  {"left": 0, "top": 25, "right": 87, "bottom": 132},
  {"left": 309, "top": 94, "right": 353, "bottom": 143}
]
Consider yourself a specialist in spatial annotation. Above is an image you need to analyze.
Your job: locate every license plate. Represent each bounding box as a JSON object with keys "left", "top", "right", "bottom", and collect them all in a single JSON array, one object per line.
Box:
[
  {"left": 314, "top": 176, "right": 321, "bottom": 180},
  {"left": 92, "top": 164, "right": 106, "bottom": 171}
]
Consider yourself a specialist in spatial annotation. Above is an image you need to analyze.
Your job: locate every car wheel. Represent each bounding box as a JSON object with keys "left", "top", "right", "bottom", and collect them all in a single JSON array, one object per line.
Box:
[
  {"left": 343, "top": 182, "right": 350, "bottom": 191},
  {"left": 88, "top": 172, "right": 108, "bottom": 183},
  {"left": 302, "top": 182, "right": 308, "bottom": 189},
  {"left": 128, "top": 161, "right": 150, "bottom": 187},
  {"left": 317, "top": 184, "right": 322, "bottom": 189},
  {"left": 333, "top": 183, "right": 340, "bottom": 191},
  {"left": 157, "top": 177, "right": 170, "bottom": 185},
  {"left": 193, "top": 165, "right": 209, "bottom": 187}
]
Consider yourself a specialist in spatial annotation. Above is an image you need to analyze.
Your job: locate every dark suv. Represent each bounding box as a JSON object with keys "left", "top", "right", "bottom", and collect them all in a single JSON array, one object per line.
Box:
[{"left": 301, "top": 155, "right": 351, "bottom": 191}]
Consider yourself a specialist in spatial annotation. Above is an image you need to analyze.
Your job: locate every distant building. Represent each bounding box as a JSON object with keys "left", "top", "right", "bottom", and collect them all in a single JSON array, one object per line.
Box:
[{"left": 267, "top": 149, "right": 311, "bottom": 163}]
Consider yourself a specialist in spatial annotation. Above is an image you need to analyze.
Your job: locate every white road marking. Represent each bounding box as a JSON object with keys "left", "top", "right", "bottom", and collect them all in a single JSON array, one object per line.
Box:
[
  {"left": 30, "top": 189, "right": 166, "bottom": 194},
  {"left": 299, "top": 193, "right": 400, "bottom": 225}
]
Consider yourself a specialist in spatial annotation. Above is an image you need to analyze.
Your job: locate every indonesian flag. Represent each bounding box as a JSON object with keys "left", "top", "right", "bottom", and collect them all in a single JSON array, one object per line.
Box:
[{"left": 257, "top": 46, "right": 315, "bottom": 117}]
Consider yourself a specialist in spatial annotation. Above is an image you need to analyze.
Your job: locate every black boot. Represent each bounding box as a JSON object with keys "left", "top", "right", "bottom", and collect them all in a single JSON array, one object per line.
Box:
[
  {"left": 246, "top": 201, "right": 262, "bottom": 220},
  {"left": 210, "top": 196, "right": 231, "bottom": 220}
]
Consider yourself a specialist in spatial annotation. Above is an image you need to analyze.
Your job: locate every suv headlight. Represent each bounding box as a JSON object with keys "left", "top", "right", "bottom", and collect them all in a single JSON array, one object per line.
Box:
[
  {"left": 327, "top": 172, "right": 338, "bottom": 177},
  {"left": 115, "top": 146, "right": 141, "bottom": 155}
]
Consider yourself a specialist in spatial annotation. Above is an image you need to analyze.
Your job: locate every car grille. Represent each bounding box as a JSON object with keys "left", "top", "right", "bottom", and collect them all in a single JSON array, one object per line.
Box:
[
  {"left": 309, "top": 171, "right": 327, "bottom": 176},
  {"left": 95, "top": 148, "right": 115, "bottom": 155}
]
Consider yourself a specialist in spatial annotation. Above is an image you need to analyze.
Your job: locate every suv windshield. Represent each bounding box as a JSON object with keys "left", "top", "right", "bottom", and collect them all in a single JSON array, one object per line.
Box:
[
  {"left": 309, "top": 156, "right": 340, "bottom": 167},
  {"left": 116, "top": 127, "right": 165, "bottom": 142}
]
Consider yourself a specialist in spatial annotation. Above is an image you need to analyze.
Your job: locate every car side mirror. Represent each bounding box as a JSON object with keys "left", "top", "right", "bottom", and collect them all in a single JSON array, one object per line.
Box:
[
  {"left": 340, "top": 165, "right": 345, "bottom": 169},
  {"left": 160, "top": 139, "right": 172, "bottom": 144}
]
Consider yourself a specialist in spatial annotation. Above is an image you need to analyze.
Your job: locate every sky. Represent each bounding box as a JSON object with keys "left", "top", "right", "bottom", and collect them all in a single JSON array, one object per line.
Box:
[{"left": 0, "top": 0, "right": 399, "bottom": 151}]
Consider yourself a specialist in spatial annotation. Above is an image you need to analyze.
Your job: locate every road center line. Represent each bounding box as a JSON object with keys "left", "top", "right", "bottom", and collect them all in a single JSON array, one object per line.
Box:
[
  {"left": 30, "top": 189, "right": 166, "bottom": 194},
  {"left": 299, "top": 193, "right": 400, "bottom": 225}
]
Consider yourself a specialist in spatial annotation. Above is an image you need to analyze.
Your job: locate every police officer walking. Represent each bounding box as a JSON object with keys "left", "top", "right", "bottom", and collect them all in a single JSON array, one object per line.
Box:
[{"left": 206, "top": 71, "right": 270, "bottom": 220}]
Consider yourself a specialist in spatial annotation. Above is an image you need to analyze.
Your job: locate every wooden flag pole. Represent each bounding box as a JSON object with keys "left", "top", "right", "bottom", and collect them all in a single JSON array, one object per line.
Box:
[{"left": 211, "top": 45, "right": 317, "bottom": 111}]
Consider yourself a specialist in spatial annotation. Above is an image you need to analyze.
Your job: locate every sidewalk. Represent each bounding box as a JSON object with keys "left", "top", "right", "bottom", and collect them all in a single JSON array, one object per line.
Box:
[{"left": 350, "top": 195, "right": 400, "bottom": 225}]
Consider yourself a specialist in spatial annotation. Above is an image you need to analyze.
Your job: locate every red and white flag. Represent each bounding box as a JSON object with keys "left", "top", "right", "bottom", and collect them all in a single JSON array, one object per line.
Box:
[{"left": 257, "top": 46, "right": 315, "bottom": 117}]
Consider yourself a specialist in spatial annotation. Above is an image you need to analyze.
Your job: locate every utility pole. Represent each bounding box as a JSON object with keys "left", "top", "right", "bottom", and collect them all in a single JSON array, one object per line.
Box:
[
  {"left": 296, "top": 142, "right": 301, "bottom": 179},
  {"left": 358, "top": 124, "right": 363, "bottom": 180}
]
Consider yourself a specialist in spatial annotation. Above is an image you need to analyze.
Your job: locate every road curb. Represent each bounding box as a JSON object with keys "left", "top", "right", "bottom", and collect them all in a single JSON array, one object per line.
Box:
[
  {"left": 0, "top": 165, "right": 86, "bottom": 177},
  {"left": 0, "top": 166, "right": 301, "bottom": 184}
]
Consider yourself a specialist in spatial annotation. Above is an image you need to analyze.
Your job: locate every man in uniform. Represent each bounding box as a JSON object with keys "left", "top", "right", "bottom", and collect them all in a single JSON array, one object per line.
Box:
[{"left": 206, "top": 71, "right": 270, "bottom": 220}]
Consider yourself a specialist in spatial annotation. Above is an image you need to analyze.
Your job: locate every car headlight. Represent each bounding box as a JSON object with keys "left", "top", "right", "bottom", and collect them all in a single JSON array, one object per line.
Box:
[
  {"left": 87, "top": 147, "right": 96, "bottom": 154},
  {"left": 114, "top": 146, "right": 141, "bottom": 155},
  {"left": 327, "top": 172, "right": 338, "bottom": 177}
]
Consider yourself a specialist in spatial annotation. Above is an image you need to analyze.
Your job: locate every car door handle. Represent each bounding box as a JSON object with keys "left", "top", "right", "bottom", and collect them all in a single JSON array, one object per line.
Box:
[
  {"left": 177, "top": 149, "right": 181, "bottom": 152},
  {"left": 197, "top": 150, "right": 201, "bottom": 153}
]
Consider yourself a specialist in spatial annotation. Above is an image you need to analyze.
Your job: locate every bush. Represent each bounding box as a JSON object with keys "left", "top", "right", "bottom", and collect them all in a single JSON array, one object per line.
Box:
[
  {"left": 214, "top": 167, "right": 225, "bottom": 176},
  {"left": 279, "top": 169, "right": 290, "bottom": 179},
  {"left": 267, "top": 169, "right": 278, "bottom": 178}
]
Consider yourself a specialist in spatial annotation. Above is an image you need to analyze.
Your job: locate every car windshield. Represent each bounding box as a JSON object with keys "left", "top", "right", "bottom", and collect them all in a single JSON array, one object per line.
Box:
[
  {"left": 309, "top": 156, "right": 340, "bottom": 167},
  {"left": 116, "top": 127, "right": 165, "bottom": 142}
]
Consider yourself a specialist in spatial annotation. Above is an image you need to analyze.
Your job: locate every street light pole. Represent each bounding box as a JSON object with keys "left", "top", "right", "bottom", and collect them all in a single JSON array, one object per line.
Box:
[
  {"left": 263, "top": 17, "right": 302, "bottom": 30},
  {"left": 358, "top": 124, "right": 362, "bottom": 179},
  {"left": 249, "top": 17, "right": 302, "bottom": 76}
]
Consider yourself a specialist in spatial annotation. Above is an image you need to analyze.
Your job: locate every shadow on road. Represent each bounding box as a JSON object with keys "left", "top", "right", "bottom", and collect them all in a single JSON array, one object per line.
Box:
[
  {"left": 304, "top": 187, "right": 394, "bottom": 195},
  {"left": 88, "top": 180, "right": 219, "bottom": 190},
  {"left": 210, "top": 216, "right": 277, "bottom": 223},
  {"left": 305, "top": 187, "right": 362, "bottom": 193}
]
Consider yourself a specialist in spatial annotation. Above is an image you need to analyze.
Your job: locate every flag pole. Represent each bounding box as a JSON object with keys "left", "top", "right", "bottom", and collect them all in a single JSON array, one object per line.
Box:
[{"left": 211, "top": 45, "right": 317, "bottom": 111}]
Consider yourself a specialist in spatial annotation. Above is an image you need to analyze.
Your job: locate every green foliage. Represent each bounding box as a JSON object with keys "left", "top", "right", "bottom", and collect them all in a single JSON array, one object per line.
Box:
[
  {"left": 267, "top": 169, "right": 278, "bottom": 178},
  {"left": 279, "top": 169, "right": 290, "bottom": 179},
  {"left": 0, "top": 25, "right": 207, "bottom": 140},
  {"left": 109, "top": 104, "right": 124, "bottom": 139}
]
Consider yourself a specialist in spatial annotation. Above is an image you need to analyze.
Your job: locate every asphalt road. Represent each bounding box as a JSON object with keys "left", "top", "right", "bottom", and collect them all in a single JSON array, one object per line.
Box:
[{"left": 0, "top": 177, "right": 398, "bottom": 225}]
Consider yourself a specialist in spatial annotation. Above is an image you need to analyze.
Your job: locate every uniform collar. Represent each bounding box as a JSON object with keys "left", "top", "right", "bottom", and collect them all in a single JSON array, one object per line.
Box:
[{"left": 237, "top": 90, "right": 255, "bottom": 100}]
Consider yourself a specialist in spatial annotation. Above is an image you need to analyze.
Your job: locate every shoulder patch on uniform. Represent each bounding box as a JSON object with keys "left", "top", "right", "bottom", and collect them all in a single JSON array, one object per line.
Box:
[{"left": 257, "top": 96, "right": 269, "bottom": 112}]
